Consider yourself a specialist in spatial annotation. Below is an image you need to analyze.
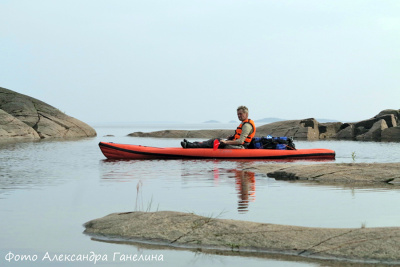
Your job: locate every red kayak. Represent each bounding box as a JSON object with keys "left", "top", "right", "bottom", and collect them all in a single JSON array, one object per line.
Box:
[{"left": 99, "top": 142, "right": 335, "bottom": 160}]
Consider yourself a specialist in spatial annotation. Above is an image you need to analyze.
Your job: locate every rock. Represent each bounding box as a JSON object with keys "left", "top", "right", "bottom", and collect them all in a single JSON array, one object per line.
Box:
[
  {"left": 84, "top": 162, "right": 400, "bottom": 263},
  {"left": 126, "top": 109, "right": 400, "bottom": 142},
  {"left": 388, "top": 178, "right": 400, "bottom": 185},
  {"left": 84, "top": 210, "right": 400, "bottom": 264},
  {"left": 256, "top": 118, "right": 320, "bottom": 140},
  {"left": 128, "top": 129, "right": 232, "bottom": 139},
  {"left": 375, "top": 109, "right": 400, "bottom": 124},
  {"left": 0, "top": 87, "right": 96, "bottom": 141},
  {"left": 381, "top": 126, "right": 400, "bottom": 142},
  {"left": 334, "top": 115, "right": 396, "bottom": 141},
  {"left": 318, "top": 122, "right": 342, "bottom": 139},
  {"left": 380, "top": 114, "right": 397, "bottom": 128},
  {"left": 354, "top": 114, "right": 395, "bottom": 131},
  {"left": 355, "top": 125, "right": 368, "bottom": 135},
  {"left": 356, "top": 119, "right": 388, "bottom": 141},
  {"left": 254, "top": 162, "right": 400, "bottom": 184},
  {"left": 0, "top": 109, "right": 40, "bottom": 140},
  {"left": 128, "top": 119, "right": 321, "bottom": 140},
  {"left": 333, "top": 123, "right": 355, "bottom": 140}
]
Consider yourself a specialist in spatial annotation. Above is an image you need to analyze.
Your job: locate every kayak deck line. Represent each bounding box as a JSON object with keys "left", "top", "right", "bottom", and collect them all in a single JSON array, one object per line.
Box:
[{"left": 98, "top": 142, "right": 336, "bottom": 160}]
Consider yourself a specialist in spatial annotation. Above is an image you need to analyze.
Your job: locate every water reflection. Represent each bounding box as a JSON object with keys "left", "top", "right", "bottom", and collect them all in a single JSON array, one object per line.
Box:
[
  {"left": 3, "top": 126, "right": 400, "bottom": 267},
  {"left": 214, "top": 168, "right": 256, "bottom": 213},
  {"left": 100, "top": 159, "right": 259, "bottom": 214},
  {"left": 234, "top": 170, "right": 256, "bottom": 213},
  {"left": 98, "top": 158, "right": 400, "bottom": 229},
  {"left": 89, "top": 236, "right": 338, "bottom": 267}
]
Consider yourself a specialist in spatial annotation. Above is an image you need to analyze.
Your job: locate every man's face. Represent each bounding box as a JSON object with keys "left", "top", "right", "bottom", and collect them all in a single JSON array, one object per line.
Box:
[{"left": 237, "top": 109, "right": 248, "bottom": 121}]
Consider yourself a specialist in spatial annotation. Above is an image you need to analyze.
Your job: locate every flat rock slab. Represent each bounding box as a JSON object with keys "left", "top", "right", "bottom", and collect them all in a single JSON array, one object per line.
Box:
[
  {"left": 254, "top": 163, "right": 400, "bottom": 185},
  {"left": 84, "top": 211, "right": 400, "bottom": 264}
]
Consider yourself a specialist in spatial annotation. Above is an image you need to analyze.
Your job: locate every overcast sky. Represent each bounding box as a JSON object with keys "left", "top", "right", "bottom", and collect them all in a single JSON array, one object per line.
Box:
[{"left": 1, "top": 0, "right": 399, "bottom": 124}]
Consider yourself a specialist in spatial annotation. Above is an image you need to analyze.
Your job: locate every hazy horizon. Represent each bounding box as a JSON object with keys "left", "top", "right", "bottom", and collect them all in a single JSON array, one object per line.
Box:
[{"left": 1, "top": 1, "right": 399, "bottom": 125}]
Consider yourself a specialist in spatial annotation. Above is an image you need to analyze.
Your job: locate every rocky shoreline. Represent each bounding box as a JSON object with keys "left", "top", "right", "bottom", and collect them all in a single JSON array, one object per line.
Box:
[
  {"left": 254, "top": 162, "right": 400, "bottom": 185},
  {"left": 84, "top": 162, "right": 400, "bottom": 265},
  {"left": 128, "top": 109, "right": 400, "bottom": 142},
  {"left": 84, "top": 210, "right": 400, "bottom": 265},
  {"left": 0, "top": 87, "right": 96, "bottom": 141},
  {"left": 2, "top": 86, "right": 398, "bottom": 143}
]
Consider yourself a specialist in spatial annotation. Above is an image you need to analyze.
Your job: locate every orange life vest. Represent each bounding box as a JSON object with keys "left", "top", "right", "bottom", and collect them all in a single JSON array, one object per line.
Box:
[{"left": 233, "top": 119, "right": 256, "bottom": 144}]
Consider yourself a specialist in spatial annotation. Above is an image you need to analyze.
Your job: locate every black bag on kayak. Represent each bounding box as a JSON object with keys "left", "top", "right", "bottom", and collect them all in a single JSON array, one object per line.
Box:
[{"left": 249, "top": 136, "right": 296, "bottom": 150}]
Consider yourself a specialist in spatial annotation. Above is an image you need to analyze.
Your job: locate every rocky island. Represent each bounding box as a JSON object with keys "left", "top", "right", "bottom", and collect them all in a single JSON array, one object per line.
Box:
[
  {"left": 0, "top": 87, "right": 96, "bottom": 141},
  {"left": 128, "top": 109, "right": 400, "bottom": 142}
]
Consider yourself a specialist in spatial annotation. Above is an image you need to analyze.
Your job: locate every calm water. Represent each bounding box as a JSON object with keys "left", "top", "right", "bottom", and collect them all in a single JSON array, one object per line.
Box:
[{"left": 1, "top": 123, "right": 400, "bottom": 267}]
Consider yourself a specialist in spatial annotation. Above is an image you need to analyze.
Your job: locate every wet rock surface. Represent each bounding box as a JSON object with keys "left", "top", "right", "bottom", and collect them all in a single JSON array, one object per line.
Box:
[
  {"left": 84, "top": 210, "right": 400, "bottom": 264},
  {"left": 0, "top": 87, "right": 96, "bottom": 141}
]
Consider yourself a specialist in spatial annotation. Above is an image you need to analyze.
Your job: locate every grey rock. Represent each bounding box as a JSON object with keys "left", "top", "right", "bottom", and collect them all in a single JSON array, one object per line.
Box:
[
  {"left": 381, "top": 126, "right": 400, "bottom": 142},
  {"left": 355, "top": 126, "right": 368, "bottom": 136},
  {"left": 0, "top": 109, "right": 40, "bottom": 140},
  {"left": 376, "top": 114, "right": 397, "bottom": 128},
  {"left": 386, "top": 114, "right": 397, "bottom": 127},
  {"left": 375, "top": 109, "right": 400, "bottom": 124},
  {"left": 333, "top": 124, "right": 355, "bottom": 140},
  {"left": 84, "top": 210, "right": 400, "bottom": 264},
  {"left": 318, "top": 122, "right": 342, "bottom": 139},
  {"left": 0, "top": 87, "right": 96, "bottom": 141},
  {"left": 388, "top": 178, "right": 400, "bottom": 185},
  {"left": 248, "top": 118, "right": 320, "bottom": 140},
  {"left": 84, "top": 162, "right": 400, "bottom": 263},
  {"left": 127, "top": 109, "right": 400, "bottom": 142},
  {"left": 128, "top": 129, "right": 232, "bottom": 139},
  {"left": 356, "top": 119, "right": 388, "bottom": 141},
  {"left": 256, "top": 162, "right": 400, "bottom": 184},
  {"left": 354, "top": 114, "right": 396, "bottom": 130},
  {"left": 128, "top": 119, "right": 321, "bottom": 140}
]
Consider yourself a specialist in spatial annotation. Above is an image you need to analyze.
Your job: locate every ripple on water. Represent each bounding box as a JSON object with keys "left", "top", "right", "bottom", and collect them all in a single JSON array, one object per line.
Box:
[{"left": 1, "top": 126, "right": 400, "bottom": 266}]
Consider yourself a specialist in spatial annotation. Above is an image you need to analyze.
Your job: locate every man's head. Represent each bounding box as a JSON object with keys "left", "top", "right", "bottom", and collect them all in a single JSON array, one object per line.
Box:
[{"left": 237, "top": 106, "right": 249, "bottom": 121}]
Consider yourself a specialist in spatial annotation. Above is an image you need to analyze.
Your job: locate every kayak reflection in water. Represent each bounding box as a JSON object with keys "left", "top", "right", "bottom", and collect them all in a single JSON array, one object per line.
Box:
[{"left": 181, "top": 106, "right": 256, "bottom": 149}]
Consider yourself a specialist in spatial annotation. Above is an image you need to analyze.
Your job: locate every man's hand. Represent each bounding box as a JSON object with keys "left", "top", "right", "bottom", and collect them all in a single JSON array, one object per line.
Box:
[{"left": 226, "top": 135, "right": 234, "bottom": 140}]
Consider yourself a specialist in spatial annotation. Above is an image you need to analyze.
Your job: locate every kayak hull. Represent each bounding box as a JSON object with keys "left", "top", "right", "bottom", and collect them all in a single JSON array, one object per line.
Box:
[{"left": 99, "top": 142, "right": 336, "bottom": 160}]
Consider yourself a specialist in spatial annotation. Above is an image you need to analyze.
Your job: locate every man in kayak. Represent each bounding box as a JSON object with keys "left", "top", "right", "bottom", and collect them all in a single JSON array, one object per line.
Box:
[{"left": 181, "top": 106, "right": 256, "bottom": 149}]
